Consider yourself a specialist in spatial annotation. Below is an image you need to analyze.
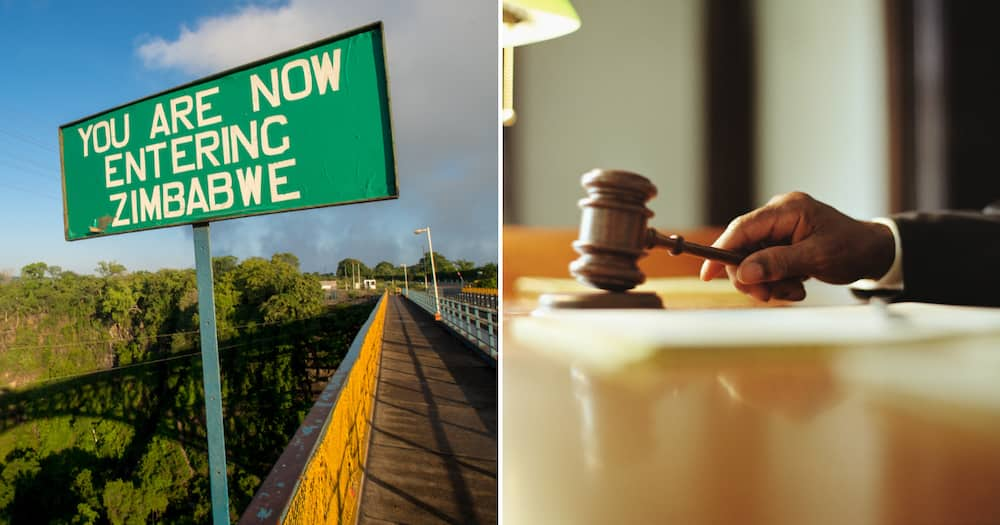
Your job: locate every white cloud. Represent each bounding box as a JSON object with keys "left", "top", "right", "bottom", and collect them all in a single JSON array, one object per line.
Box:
[
  {"left": 137, "top": 3, "right": 326, "bottom": 75},
  {"left": 133, "top": 0, "right": 498, "bottom": 269},
  {"left": 136, "top": 0, "right": 428, "bottom": 75}
]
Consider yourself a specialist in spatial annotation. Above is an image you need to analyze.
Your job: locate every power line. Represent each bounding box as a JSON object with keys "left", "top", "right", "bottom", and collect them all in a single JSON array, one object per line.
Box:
[
  {"left": 0, "top": 148, "right": 61, "bottom": 174},
  {"left": 0, "top": 182, "right": 60, "bottom": 201},
  {"left": 0, "top": 303, "right": 372, "bottom": 390},
  {"left": 2, "top": 327, "right": 202, "bottom": 352},
  {"left": 11, "top": 327, "right": 338, "bottom": 389},
  {"left": 1, "top": 310, "right": 353, "bottom": 352},
  {"left": 0, "top": 165, "right": 61, "bottom": 191},
  {"left": 24, "top": 350, "right": 204, "bottom": 387},
  {"left": 0, "top": 127, "right": 58, "bottom": 154}
]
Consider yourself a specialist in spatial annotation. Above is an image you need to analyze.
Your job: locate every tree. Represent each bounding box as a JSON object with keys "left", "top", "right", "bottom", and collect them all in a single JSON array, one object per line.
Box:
[
  {"left": 415, "top": 252, "right": 455, "bottom": 275},
  {"left": 20, "top": 262, "right": 48, "bottom": 280},
  {"left": 479, "top": 262, "right": 498, "bottom": 279},
  {"left": 231, "top": 256, "right": 323, "bottom": 323},
  {"left": 271, "top": 252, "right": 300, "bottom": 270},
  {"left": 103, "top": 480, "right": 147, "bottom": 525},
  {"left": 474, "top": 262, "right": 498, "bottom": 288},
  {"left": 0, "top": 252, "right": 368, "bottom": 522},
  {"left": 373, "top": 261, "right": 397, "bottom": 277},
  {"left": 335, "top": 258, "right": 371, "bottom": 279},
  {"left": 135, "top": 437, "right": 193, "bottom": 518},
  {"left": 259, "top": 276, "right": 323, "bottom": 323},
  {"left": 212, "top": 255, "right": 239, "bottom": 276},
  {"left": 97, "top": 278, "right": 137, "bottom": 341},
  {"left": 454, "top": 259, "right": 476, "bottom": 271},
  {"left": 96, "top": 261, "right": 126, "bottom": 278}
]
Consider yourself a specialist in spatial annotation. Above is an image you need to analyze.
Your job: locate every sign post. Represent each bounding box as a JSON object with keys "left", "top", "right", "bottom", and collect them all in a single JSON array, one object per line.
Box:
[
  {"left": 59, "top": 22, "right": 397, "bottom": 523},
  {"left": 192, "top": 222, "right": 230, "bottom": 523}
]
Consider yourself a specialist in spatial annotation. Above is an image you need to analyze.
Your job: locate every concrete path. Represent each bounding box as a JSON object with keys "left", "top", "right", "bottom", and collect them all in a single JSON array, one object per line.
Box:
[{"left": 358, "top": 296, "right": 497, "bottom": 524}]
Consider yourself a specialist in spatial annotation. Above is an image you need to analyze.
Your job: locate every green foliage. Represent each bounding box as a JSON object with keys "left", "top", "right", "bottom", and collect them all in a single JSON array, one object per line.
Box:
[
  {"left": 373, "top": 261, "right": 397, "bottom": 277},
  {"left": 229, "top": 256, "right": 323, "bottom": 324},
  {"left": 72, "top": 502, "right": 100, "bottom": 525},
  {"left": 98, "top": 279, "right": 137, "bottom": 333},
  {"left": 335, "top": 258, "right": 372, "bottom": 278},
  {"left": 330, "top": 256, "right": 496, "bottom": 286},
  {"left": 103, "top": 480, "right": 147, "bottom": 525},
  {"left": 36, "top": 416, "right": 77, "bottom": 455},
  {"left": 0, "top": 452, "right": 40, "bottom": 510},
  {"left": 473, "top": 262, "right": 499, "bottom": 288},
  {"left": 135, "top": 437, "right": 193, "bottom": 516},
  {"left": 0, "top": 254, "right": 373, "bottom": 523},
  {"left": 72, "top": 470, "right": 101, "bottom": 525},
  {"left": 20, "top": 262, "right": 48, "bottom": 280},
  {"left": 476, "top": 277, "right": 498, "bottom": 288},
  {"left": 480, "top": 262, "right": 498, "bottom": 279},
  {"left": 454, "top": 259, "right": 476, "bottom": 271},
  {"left": 212, "top": 255, "right": 239, "bottom": 277},
  {"left": 96, "top": 261, "right": 127, "bottom": 278},
  {"left": 91, "top": 420, "right": 135, "bottom": 459},
  {"left": 271, "top": 252, "right": 300, "bottom": 270},
  {"left": 415, "top": 251, "right": 455, "bottom": 274}
]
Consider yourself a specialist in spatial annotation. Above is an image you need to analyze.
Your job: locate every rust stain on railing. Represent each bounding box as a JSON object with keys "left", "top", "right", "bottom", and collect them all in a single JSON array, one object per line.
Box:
[{"left": 239, "top": 292, "right": 388, "bottom": 525}]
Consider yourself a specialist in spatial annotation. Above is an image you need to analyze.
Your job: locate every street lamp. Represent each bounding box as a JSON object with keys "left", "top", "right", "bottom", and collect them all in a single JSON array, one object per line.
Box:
[
  {"left": 402, "top": 263, "right": 409, "bottom": 296},
  {"left": 414, "top": 227, "right": 441, "bottom": 320}
]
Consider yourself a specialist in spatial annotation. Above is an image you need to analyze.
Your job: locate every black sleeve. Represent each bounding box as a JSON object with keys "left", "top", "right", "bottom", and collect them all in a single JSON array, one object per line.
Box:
[{"left": 891, "top": 210, "right": 1000, "bottom": 306}]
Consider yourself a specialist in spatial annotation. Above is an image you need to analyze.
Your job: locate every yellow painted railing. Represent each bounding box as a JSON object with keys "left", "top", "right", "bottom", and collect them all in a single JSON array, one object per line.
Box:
[
  {"left": 239, "top": 293, "right": 388, "bottom": 525},
  {"left": 461, "top": 287, "right": 498, "bottom": 296}
]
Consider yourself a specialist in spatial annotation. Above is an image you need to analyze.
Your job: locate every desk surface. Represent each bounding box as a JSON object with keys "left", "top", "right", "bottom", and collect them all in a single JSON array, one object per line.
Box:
[{"left": 503, "top": 295, "right": 1000, "bottom": 525}]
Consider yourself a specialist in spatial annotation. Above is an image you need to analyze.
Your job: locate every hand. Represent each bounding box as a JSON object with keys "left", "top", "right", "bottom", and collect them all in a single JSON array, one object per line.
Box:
[{"left": 699, "top": 192, "right": 895, "bottom": 302}]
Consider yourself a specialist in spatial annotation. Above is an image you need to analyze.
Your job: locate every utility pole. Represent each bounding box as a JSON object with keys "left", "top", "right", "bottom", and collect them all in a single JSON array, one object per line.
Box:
[{"left": 414, "top": 227, "right": 441, "bottom": 320}]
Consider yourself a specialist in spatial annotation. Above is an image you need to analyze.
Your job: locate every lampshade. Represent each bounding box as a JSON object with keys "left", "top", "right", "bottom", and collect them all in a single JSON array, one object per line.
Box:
[{"left": 502, "top": 0, "right": 581, "bottom": 47}]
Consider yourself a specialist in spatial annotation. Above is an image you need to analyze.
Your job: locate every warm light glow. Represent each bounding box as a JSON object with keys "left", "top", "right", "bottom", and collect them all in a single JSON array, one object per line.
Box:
[
  {"left": 502, "top": 47, "right": 516, "bottom": 126},
  {"left": 500, "top": 1, "right": 579, "bottom": 127},
  {"left": 502, "top": 0, "right": 581, "bottom": 47},
  {"left": 502, "top": 107, "right": 517, "bottom": 126}
]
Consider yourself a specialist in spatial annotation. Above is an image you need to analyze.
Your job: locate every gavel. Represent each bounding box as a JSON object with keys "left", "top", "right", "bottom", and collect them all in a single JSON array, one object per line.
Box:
[{"left": 570, "top": 169, "right": 746, "bottom": 292}]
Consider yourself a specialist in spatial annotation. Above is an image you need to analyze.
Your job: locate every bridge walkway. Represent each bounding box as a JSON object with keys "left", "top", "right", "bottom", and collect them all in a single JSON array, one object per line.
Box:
[{"left": 357, "top": 295, "right": 497, "bottom": 524}]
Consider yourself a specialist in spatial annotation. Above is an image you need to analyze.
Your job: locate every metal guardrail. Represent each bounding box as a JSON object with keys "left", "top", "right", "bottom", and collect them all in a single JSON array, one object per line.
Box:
[
  {"left": 455, "top": 290, "right": 498, "bottom": 309},
  {"left": 405, "top": 290, "right": 498, "bottom": 359},
  {"left": 239, "top": 293, "right": 388, "bottom": 525}
]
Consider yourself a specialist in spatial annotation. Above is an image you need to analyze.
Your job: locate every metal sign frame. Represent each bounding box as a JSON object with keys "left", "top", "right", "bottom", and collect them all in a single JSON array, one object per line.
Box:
[{"left": 59, "top": 21, "right": 398, "bottom": 241}]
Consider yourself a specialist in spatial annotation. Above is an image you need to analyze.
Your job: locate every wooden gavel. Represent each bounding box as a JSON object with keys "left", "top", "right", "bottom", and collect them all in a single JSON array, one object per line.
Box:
[{"left": 570, "top": 169, "right": 746, "bottom": 292}]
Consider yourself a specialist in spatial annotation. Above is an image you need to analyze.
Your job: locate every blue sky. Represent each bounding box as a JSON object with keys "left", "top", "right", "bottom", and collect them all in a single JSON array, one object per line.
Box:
[{"left": 0, "top": 0, "right": 497, "bottom": 275}]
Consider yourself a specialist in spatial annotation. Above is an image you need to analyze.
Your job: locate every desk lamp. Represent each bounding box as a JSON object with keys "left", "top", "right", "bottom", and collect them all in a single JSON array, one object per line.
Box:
[{"left": 501, "top": 0, "right": 581, "bottom": 125}]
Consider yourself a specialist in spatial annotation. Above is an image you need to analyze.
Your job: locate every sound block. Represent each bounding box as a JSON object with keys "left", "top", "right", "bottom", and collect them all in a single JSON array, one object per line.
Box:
[{"left": 537, "top": 292, "right": 664, "bottom": 311}]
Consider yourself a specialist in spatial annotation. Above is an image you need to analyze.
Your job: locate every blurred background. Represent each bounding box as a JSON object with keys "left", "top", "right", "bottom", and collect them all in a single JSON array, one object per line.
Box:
[
  {"left": 504, "top": 0, "right": 1000, "bottom": 228},
  {"left": 502, "top": 6, "right": 1000, "bottom": 523}
]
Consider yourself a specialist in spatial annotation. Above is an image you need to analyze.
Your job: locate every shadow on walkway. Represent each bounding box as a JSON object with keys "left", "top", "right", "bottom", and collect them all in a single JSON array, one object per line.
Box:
[{"left": 358, "top": 296, "right": 497, "bottom": 524}]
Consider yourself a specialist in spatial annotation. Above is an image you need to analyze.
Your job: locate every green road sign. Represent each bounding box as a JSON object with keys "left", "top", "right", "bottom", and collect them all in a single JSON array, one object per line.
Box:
[{"left": 60, "top": 23, "right": 397, "bottom": 241}]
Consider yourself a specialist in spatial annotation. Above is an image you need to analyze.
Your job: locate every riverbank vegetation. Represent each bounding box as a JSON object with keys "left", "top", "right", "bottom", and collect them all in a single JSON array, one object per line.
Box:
[{"left": 0, "top": 254, "right": 374, "bottom": 523}]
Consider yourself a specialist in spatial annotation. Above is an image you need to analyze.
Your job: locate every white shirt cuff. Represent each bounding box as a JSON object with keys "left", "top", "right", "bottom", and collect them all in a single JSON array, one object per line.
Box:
[{"left": 850, "top": 217, "right": 904, "bottom": 291}]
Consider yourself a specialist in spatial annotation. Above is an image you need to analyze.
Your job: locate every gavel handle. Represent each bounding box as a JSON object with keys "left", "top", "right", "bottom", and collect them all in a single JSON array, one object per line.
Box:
[{"left": 647, "top": 230, "right": 746, "bottom": 266}]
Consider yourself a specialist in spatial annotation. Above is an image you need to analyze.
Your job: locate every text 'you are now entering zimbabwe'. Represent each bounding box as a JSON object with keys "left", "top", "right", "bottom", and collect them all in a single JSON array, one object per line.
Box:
[{"left": 74, "top": 49, "right": 342, "bottom": 229}]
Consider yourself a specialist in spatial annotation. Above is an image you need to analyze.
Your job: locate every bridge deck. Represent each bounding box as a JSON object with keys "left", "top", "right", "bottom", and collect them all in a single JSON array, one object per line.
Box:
[{"left": 358, "top": 295, "right": 497, "bottom": 524}]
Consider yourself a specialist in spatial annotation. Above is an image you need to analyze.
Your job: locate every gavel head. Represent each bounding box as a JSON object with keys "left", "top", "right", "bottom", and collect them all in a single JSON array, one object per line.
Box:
[{"left": 570, "top": 169, "right": 657, "bottom": 292}]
